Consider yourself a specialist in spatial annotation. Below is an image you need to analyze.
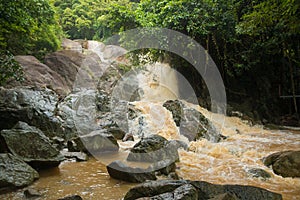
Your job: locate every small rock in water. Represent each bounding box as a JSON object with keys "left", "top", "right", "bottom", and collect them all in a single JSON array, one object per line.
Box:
[
  {"left": 149, "top": 159, "right": 176, "bottom": 176},
  {"left": 124, "top": 180, "right": 187, "bottom": 200},
  {"left": 68, "top": 130, "right": 119, "bottom": 154},
  {"left": 107, "top": 161, "right": 157, "bottom": 183},
  {"left": 247, "top": 168, "right": 271, "bottom": 180},
  {"left": 163, "top": 100, "right": 183, "bottom": 126},
  {"left": 163, "top": 100, "right": 222, "bottom": 142},
  {"left": 263, "top": 150, "right": 300, "bottom": 177},
  {"left": 0, "top": 153, "right": 39, "bottom": 188},
  {"left": 126, "top": 134, "right": 168, "bottom": 162},
  {"left": 58, "top": 194, "right": 83, "bottom": 200},
  {"left": 24, "top": 189, "right": 41, "bottom": 199},
  {"left": 0, "top": 122, "right": 65, "bottom": 170},
  {"left": 60, "top": 150, "right": 88, "bottom": 162}
]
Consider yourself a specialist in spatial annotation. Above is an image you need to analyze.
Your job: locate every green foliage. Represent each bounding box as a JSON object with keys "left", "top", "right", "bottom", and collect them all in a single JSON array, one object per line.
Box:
[
  {"left": 0, "top": 50, "right": 24, "bottom": 86},
  {"left": 0, "top": 0, "right": 62, "bottom": 58},
  {"left": 95, "top": 0, "right": 138, "bottom": 39},
  {"left": 52, "top": 0, "right": 97, "bottom": 39},
  {"left": 52, "top": 0, "right": 137, "bottom": 40}
]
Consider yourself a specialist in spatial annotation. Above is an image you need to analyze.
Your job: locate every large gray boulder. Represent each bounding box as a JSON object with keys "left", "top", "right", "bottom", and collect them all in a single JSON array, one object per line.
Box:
[
  {"left": 57, "top": 89, "right": 98, "bottom": 139},
  {"left": 0, "top": 87, "right": 65, "bottom": 138},
  {"left": 263, "top": 150, "right": 300, "bottom": 177},
  {"left": 163, "top": 100, "right": 223, "bottom": 142},
  {"left": 124, "top": 180, "right": 282, "bottom": 200},
  {"left": 0, "top": 122, "right": 64, "bottom": 170},
  {"left": 0, "top": 153, "right": 39, "bottom": 188}
]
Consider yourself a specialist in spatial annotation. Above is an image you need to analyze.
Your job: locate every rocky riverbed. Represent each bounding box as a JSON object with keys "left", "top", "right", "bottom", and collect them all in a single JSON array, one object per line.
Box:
[{"left": 1, "top": 39, "right": 299, "bottom": 200}]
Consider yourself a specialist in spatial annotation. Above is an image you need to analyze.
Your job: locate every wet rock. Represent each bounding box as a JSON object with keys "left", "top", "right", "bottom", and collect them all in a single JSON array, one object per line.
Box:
[
  {"left": 125, "top": 136, "right": 183, "bottom": 178},
  {"left": 106, "top": 127, "right": 126, "bottom": 140},
  {"left": 0, "top": 122, "right": 64, "bottom": 170},
  {"left": 67, "top": 140, "right": 81, "bottom": 152},
  {"left": 24, "top": 189, "right": 42, "bottom": 199},
  {"left": 163, "top": 100, "right": 183, "bottom": 126},
  {"left": 180, "top": 106, "right": 221, "bottom": 142},
  {"left": 209, "top": 193, "right": 238, "bottom": 200},
  {"left": 128, "top": 103, "right": 141, "bottom": 120},
  {"left": 58, "top": 89, "right": 98, "bottom": 139},
  {"left": 51, "top": 136, "right": 65, "bottom": 150},
  {"left": 246, "top": 168, "right": 271, "bottom": 179},
  {"left": 263, "top": 150, "right": 300, "bottom": 177},
  {"left": 140, "top": 184, "right": 198, "bottom": 200},
  {"left": 72, "top": 130, "right": 119, "bottom": 154},
  {"left": 110, "top": 100, "right": 131, "bottom": 133},
  {"left": 96, "top": 100, "right": 130, "bottom": 139},
  {"left": 168, "top": 172, "right": 180, "bottom": 180},
  {"left": 58, "top": 195, "right": 83, "bottom": 200},
  {"left": 60, "top": 150, "right": 88, "bottom": 162},
  {"left": 0, "top": 153, "right": 39, "bottom": 188},
  {"left": 165, "top": 140, "right": 188, "bottom": 161},
  {"left": 127, "top": 135, "right": 168, "bottom": 162},
  {"left": 124, "top": 180, "right": 188, "bottom": 200},
  {"left": 191, "top": 181, "right": 282, "bottom": 200},
  {"left": 150, "top": 159, "right": 176, "bottom": 176},
  {"left": 97, "top": 65, "right": 122, "bottom": 96},
  {"left": 0, "top": 87, "right": 64, "bottom": 138},
  {"left": 172, "top": 184, "right": 198, "bottom": 200},
  {"left": 107, "top": 161, "right": 157, "bottom": 183},
  {"left": 96, "top": 90, "right": 111, "bottom": 112},
  {"left": 124, "top": 180, "right": 282, "bottom": 200},
  {"left": 163, "top": 100, "right": 222, "bottom": 142},
  {"left": 127, "top": 135, "right": 185, "bottom": 163}
]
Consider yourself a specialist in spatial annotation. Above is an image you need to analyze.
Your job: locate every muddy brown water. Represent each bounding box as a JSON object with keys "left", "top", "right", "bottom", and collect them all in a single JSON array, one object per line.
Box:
[{"left": 1, "top": 103, "right": 299, "bottom": 199}]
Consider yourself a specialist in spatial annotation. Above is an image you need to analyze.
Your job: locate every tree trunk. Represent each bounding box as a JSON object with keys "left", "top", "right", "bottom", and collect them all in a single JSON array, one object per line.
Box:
[{"left": 288, "top": 57, "right": 298, "bottom": 114}]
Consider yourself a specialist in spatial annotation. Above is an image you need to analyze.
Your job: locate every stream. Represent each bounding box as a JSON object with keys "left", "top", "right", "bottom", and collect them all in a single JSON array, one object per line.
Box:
[
  {"left": 1, "top": 105, "right": 299, "bottom": 200},
  {"left": 1, "top": 43, "right": 299, "bottom": 200}
]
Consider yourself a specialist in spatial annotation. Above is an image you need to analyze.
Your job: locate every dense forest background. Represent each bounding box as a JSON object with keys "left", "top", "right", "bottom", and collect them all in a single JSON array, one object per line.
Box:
[{"left": 0, "top": 0, "right": 299, "bottom": 125}]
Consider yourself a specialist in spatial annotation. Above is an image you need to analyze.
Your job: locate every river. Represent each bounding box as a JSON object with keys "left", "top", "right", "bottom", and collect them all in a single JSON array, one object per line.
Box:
[
  {"left": 1, "top": 59, "right": 299, "bottom": 199},
  {"left": 1, "top": 103, "right": 299, "bottom": 200}
]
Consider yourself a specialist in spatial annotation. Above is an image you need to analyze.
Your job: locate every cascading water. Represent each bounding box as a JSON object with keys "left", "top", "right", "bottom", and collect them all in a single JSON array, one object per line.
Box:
[{"left": 1, "top": 52, "right": 299, "bottom": 200}]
